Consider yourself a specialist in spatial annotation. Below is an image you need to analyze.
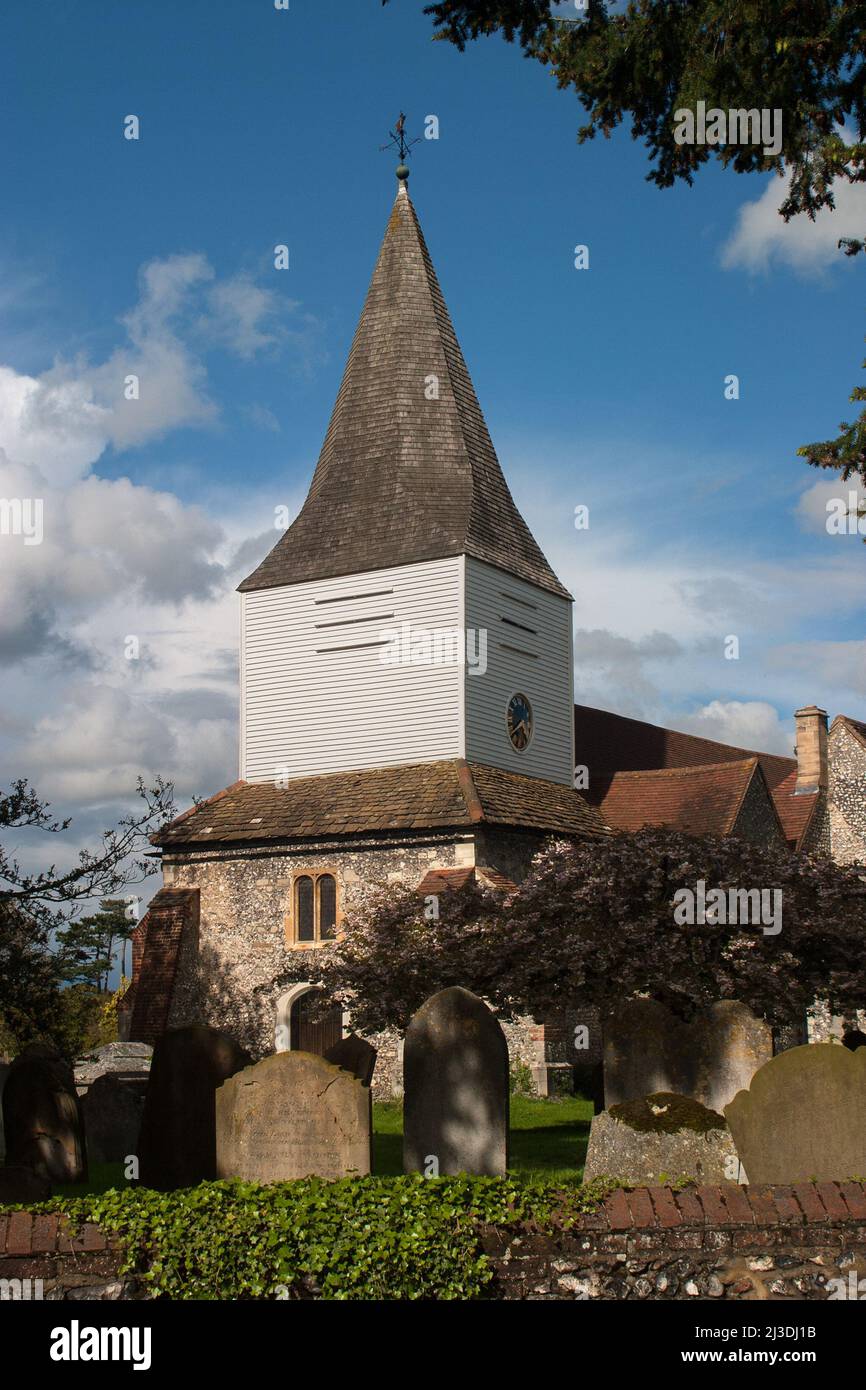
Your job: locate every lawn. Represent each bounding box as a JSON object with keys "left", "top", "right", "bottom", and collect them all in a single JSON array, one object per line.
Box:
[
  {"left": 373, "top": 1094, "right": 593, "bottom": 1182},
  {"left": 50, "top": 1095, "right": 594, "bottom": 1198}
]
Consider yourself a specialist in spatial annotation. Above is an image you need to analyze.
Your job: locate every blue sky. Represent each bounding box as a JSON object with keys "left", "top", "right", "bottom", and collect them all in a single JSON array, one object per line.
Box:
[{"left": 0, "top": 0, "right": 864, "bottom": 875}]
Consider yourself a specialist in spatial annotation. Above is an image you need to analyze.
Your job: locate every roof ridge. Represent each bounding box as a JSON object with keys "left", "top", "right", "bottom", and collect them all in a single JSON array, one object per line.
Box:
[
  {"left": 574, "top": 703, "right": 797, "bottom": 773},
  {"left": 607, "top": 758, "right": 759, "bottom": 780}
]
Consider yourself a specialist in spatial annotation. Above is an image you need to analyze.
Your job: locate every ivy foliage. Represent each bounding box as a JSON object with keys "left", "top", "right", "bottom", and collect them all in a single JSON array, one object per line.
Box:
[{"left": 32, "top": 1175, "right": 619, "bottom": 1301}]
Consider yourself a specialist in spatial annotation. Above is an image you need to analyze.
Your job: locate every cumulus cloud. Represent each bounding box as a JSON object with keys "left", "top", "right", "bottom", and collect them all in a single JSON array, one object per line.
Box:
[
  {"left": 676, "top": 700, "right": 794, "bottom": 756},
  {"left": 0, "top": 252, "right": 299, "bottom": 482},
  {"left": 795, "top": 476, "right": 866, "bottom": 536},
  {"left": 0, "top": 250, "right": 309, "bottom": 820},
  {"left": 721, "top": 170, "right": 866, "bottom": 276}
]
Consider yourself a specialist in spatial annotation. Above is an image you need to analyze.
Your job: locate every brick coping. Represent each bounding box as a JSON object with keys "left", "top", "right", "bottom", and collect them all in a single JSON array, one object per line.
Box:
[{"left": 1, "top": 1182, "right": 864, "bottom": 1257}]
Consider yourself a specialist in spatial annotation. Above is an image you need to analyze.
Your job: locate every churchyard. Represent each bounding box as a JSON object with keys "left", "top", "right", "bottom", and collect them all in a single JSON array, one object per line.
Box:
[{"left": 4, "top": 984, "right": 866, "bottom": 1302}]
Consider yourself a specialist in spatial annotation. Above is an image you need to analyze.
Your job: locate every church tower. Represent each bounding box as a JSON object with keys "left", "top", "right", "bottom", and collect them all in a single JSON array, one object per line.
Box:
[
  {"left": 127, "top": 166, "right": 606, "bottom": 1076},
  {"left": 238, "top": 170, "right": 575, "bottom": 787}
]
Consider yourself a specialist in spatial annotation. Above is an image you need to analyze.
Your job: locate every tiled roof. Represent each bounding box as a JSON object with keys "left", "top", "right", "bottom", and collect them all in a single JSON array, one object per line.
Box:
[
  {"left": 238, "top": 181, "right": 568, "bottom": 599},
  {"left": 574, "top": 703, "right": 814, "bottom": 849},
  {"left": 154, "top": 760, "right": 609, "bottom": 848},
  {"left": 414, "top": 866, "right": 517, "bottom": 896},
  {"left": 597, "top": 759, "right": 761, "bottom": 836}
]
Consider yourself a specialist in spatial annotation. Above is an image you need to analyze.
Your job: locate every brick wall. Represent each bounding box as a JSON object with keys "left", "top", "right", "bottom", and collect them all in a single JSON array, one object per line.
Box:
[
  {"left": 0, "top": 1212, "right": 129, "bottom": 1300},
  {"left": 126, "top": 889, "right": 199, "bottom": 1047},
  {"left": 3, "top": 1183, "right": 866, "bottom": 1300},
  {"left": 483, "top": 1181, "right": 866, "bottom": 1299}
]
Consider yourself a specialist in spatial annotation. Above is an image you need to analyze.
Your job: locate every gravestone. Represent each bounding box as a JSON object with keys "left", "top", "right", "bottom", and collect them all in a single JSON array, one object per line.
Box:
[
  {"left": 74, "top": 1041, "right": 152, "bottom": 1095},
  {"left": 725, "top": 1043, "right": 866, "bottom": 1184},
  {"left": 324, "top": 1033, "right": 377, "bottom": 1087},
  {"left": 138, "top": 1025, "right": 250, "bottom": 1190},
  {"left": 403, "top": 986, "right": 509, "bottom": 1177},
  {"left": 2, "top": 1045, "right": 87, "bottom": 1183},
  {"left": 583, "top": 1092, "right": 736, "bottom": 1185},
  {"left": 604, "top": 999, "right": 772, "bottom": 1113},
  {"left": 215, "top": 1052, "right": 371, "bottom": 1181},
  {"left": 82, "top": 1073, "right": 146, "bottom": 1165}
]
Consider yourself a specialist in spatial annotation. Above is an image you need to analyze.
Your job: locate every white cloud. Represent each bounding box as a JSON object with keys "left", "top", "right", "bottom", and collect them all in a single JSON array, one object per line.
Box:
[
  {"left": 721, "top": 170, "right": 866, "bottom": 276},
  {"left": 676, "top": 700, "right": 794, "bottom": 756},
  {"left": 0, "top": 251, "right": 313, "bottom": 820},
  {"left": 200, "top": 274, "right": 291, "bottom": 360},
  {"left": 796, "top": 476, "right": 866, "bottom": 536}
]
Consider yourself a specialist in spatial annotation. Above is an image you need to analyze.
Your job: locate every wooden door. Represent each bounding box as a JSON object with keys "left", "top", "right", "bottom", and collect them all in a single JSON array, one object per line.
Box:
[{"left": 290, "top": 989, "right": 343, "bottom": 1055}]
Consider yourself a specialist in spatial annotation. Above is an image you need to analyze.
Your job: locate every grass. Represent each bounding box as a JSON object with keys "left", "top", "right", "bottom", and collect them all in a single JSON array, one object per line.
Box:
[
  {"left": 373, "top": 1094, "right": 593, "bottom": 1182},
  {"left": 49, "top": 1096, "right": 594, "bottom": 1199}
]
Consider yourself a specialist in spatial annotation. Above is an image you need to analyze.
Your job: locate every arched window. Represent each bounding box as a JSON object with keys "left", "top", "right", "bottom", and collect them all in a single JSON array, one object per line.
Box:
[
  {"left": 287, "top": 871, "right": 341, "bottom": 945},
  {"left": 295, "top": 875, "right": 315, "bottom": 942},
  {"left": 318, "top": 874, "right": 337, "bottom": 940}
]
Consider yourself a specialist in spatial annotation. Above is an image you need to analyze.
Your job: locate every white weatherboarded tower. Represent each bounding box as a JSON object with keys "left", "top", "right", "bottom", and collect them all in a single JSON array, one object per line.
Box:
[{"left": 239, "top": 175, "right": 575, "bottom": 788}]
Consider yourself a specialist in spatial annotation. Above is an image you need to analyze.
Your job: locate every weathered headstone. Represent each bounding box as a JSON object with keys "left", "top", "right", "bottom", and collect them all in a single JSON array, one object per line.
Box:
[
  {"left": 604, "top": 999, "right": 772, "bottom": 1113},
  {"left": 726, "top": 1043, "right": 866, "bottom": 1184},
  {"left": 215, "top": 1052, "right": 371, "bottom": 1181},
  {"left": 403, "top": 986, "right": 509, "bottom": 1177},
  {"left": 324, "top": 1033, "right": 377, "bottom": 1087},
  {"left": 82, "top": 1073, "right": 146, "bottom": 1165},
  {"left": 138, "top": 1025, "right": 250, "bottom": 1190},
  {"left": 583, "top": 1092, "right": 736, "bottom": 1185},
  {"left": 2, "top": 1045, "right": 87, "bottom": 1183}
]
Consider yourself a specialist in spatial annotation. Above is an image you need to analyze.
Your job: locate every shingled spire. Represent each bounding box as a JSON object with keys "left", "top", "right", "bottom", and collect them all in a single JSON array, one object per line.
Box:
[{"left": 238, "top": 177, "right": 568, "bottom": 598}]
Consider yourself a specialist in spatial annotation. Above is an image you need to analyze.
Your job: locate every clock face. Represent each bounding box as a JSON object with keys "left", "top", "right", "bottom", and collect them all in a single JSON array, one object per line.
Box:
[{"left": 507, "top": 693, "right": 532, "bottom": 751}]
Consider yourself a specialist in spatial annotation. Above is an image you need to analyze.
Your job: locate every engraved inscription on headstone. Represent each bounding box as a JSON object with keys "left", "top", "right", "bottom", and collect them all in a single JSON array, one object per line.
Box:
[{"left": 216, "top": 1052, "right": 371, "bottom": 1182}]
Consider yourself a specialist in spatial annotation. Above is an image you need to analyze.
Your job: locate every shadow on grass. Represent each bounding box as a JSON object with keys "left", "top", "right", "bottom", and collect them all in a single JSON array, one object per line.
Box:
[
  {"left": 373, "top": 1095, "right": 594, "bottom": 1182},
  {"left": 47, "top": 1099, "right": 595, "bottom": 1193}
]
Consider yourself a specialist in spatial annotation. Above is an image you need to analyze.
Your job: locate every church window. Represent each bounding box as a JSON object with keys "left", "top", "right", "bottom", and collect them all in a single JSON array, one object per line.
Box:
[
  {"left": 295, "top": 875, "right": 315, "bottom": 941},
  {"left": 318, "top": 874, "right": 337, "bottom": 939},
  {"left": 288, "top": 871, "right": 341, "bottom": 945}
]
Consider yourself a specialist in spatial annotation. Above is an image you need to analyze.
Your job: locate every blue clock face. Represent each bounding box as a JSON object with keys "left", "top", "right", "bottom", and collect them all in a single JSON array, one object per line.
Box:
[{"left": 507, "top": 693, "right": 532, "bottom": 751}]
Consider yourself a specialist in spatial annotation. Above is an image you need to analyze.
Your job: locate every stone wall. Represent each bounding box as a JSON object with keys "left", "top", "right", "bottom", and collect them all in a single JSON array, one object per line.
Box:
[
  {"left": 733, "top": 771, "right": 788, "bottom": 848},
  {"left": 482, "top": 1179, "right": 866, "bottom": 1299},
  {"left": 828, "top": 721, "right": 866, "bottom": 866},
  {"left": 148, "top": 826, "right": 574, "bottom": 1099},
  {"left": 4, "top": 1182, "right": 866, "bottom": 1300},
  {"left": 160, "top": 831, "right": 473, "bottom": 1061}
]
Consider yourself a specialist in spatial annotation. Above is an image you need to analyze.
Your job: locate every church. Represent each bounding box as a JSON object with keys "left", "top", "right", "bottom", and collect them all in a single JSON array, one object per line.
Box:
[{"left": 124, "top": 168, "right": 866, "bottom": 1096}]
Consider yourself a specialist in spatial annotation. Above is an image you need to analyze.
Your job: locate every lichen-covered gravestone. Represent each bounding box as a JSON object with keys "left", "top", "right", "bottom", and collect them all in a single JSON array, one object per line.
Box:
[
  {"left": 138, "top": 1025, "right": 250, "bottom": 1190},
  {"left": 583, "top": 1092, "right": 736, "bottom": 1185},
  {"left": 725, "top": 1043, "right": 866, "bottom": 1184},
  {"left": 604, "top": 999, "right": 772, "bottom": 1113},
  {"left": 403, "top": 986, "right": 509, "bottom": 1177},
  {"left": 215, "top": 1052, "right": 371, "bottom": 1181},
  {"left": 2, "top": 1044, "right": 87, "bottom": 1183}
]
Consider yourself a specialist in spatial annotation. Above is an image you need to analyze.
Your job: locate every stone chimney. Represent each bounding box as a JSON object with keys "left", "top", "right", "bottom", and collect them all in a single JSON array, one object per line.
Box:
[{"left": 794, "top": 705, "right": 828, "bottom": 794}]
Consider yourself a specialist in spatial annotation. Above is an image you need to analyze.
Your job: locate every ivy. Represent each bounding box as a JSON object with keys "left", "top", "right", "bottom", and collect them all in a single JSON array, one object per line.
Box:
[{"left": 28, "top": 1175, "right": 621, "bottom": 1301}]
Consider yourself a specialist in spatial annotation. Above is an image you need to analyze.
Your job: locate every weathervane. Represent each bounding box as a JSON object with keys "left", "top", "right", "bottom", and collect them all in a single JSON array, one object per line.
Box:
[{"left": 380, "top": 112, "right": 420, "bottom": 181}]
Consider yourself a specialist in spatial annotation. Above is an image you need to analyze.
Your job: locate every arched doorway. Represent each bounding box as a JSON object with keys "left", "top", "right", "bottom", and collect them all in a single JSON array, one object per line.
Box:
[
  {"left": 291, "top": 988, "right": 343, "bottom": 1054},
  {"left": 274, "top": 983, "right": 343, "bottom": 1057}
]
